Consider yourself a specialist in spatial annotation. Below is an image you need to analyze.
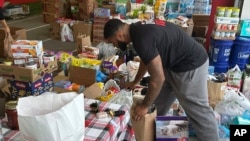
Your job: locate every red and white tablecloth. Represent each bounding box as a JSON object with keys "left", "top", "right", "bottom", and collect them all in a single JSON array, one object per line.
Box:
[{"left": 2, "top": 98, "right": 135, "bottom": 141}]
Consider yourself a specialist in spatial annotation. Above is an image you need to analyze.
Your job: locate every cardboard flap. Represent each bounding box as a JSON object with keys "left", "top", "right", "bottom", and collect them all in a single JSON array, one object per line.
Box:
[
  {"left": 69, "top": 66, "right": 96, "bottom": 87},
  {"left": 83, "top": 83, "right": 102, "bottom": 99}
]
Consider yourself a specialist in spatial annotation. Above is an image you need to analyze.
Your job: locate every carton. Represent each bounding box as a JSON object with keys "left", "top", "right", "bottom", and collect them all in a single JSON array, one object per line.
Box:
[
  {"left": 0, "top": 27, "right": 27, "bottom": 40},
  {"left": 53, "top": 67, "right": 102, "bottom": 98},
  {"left": 192, "top": 14, "right": 210, "bottom": 26},
  {"left": 11, "top": 40, "right": 43, "bottom": 57},
  {"left": 0, "top": 60, "right": 58, "bottom": 82},
  {"left": 0, "top": 27, "right": 27, "bottom": 58},
  {"left": 181, "top": 19, "right": 194, "bottom": 36},
  {"left": 214, "top": 16, "right": 239, "bottom": 25},
  {"left": 43, "top": 12, "right": 60, "bottom": 23},
  {"left": 192, "top": 26, "right": 208, "bottom": 37},
  {"left": 69, "top": 66, "right": 96, "bottom": 87},
  {"left": 42, "top": 2, "right": 66, "bottom": 15},
  {"left": 8, "top": 73, "right": 53, "bottom": 100},
  {"left": 238, "top": 20, "right": 250, "bottom": 37},
  {"left": 72, "top": 21, "right": 93, "bottom": 42}
]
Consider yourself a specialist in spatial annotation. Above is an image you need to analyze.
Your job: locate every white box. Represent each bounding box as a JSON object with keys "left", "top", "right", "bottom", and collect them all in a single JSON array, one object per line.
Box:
[
  {"left": 11, "top": 40, "right": 43, "bottom": 57},
  {"left": 214, "top": 16, "right": 239, "bottom": 25},
  {"left": 4, "top": 7, "right": 23, "bottom": 17}
]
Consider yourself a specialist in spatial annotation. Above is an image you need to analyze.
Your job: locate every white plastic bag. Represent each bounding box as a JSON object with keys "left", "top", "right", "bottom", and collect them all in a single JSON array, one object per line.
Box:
[
  {"left": 61, "top": 23, "right": 74, "bottom": 42},
  {"left": 214, "top": 89, "right": 250, "bottom": 116},
  {"left": 96, "top": 42, "right": 117, "bottom": 60},
  {"left": 109, "top": 89, "right": 133, "bottom": 108},
  {"left": 17, "top": 92, "right": 84, "bottom": 141}
]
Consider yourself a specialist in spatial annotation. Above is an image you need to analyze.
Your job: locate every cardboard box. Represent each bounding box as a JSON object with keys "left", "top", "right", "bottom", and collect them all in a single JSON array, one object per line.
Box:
[
  {"left": 181, "top": 19, "right": 194, "bottom": 36},
  {"left": 42, "top": 2, "right": 66, "bottom": 15},
  {"left": 11, "top": 40, "right": 43, "bottom": 57},
  {"left": 8, "top": 73, "right": 53, "bottom": 99},
  {"left": 0, "top": 27, "right": 27, "bottom": 40},
  {"left": 192, "top": 26, "right": 208, "bottom": 37},
  {"left": 101, "top": 4, "right": 116, "bottom": 15},
  {"left": 72, "top": 21, "right": 92, "bottom": 41},
  {"left": 53, "top": 69, "right": 102, "bottom": 98},
  {"left": 69, "top": 66, "right": 96, "bottom": 87},
  {"left": 238, "top": 20, "right": 250, "bottom": 37},
  {"left": 156, "top": 116, "right": 189, "bottom": 141},
  {"left": 43, "top": 12, "right": 60, "bottom": 23},
  {"left": 94, "top": 8, "right": 111, "bottom": 17},
  {"left": 0, "top": 27, "right": 27, "bottom": 58},
  {"left": 4, "top": 6, "right": 23, "bottom": 17},
  {"left": 192, "top": 14, "right": 210, "bottom": 26},
  {"left": 50, "top": 22, "right": 61, "bottom": 38},
  {"left": 0, "top": 60, "right": 58, "bottom": 82}
]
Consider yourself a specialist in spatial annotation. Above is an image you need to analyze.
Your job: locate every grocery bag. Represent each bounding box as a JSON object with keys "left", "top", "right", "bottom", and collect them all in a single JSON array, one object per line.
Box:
[
  {"left": 76, "top": 34, "right": 91, "bottom": 53},
  {"left": 207, "top": 80, "right": 227, "bottom": 105},
  {"left": 17, "top": 92, "right": 84, "bottom": 141},
  {"left": 130, "top": 95, "right": 157, "bottom": 141},
  {"left": 4, "top": 33, "right": 13, "bottom": 58}
]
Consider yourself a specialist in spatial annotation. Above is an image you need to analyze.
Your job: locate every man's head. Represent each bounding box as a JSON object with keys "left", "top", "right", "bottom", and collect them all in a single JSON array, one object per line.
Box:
[{"left": 104, "top": 19, "right": 130, "bottom": 51}]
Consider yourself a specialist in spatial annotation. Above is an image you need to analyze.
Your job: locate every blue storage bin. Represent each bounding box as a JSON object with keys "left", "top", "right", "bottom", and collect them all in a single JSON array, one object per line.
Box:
[
  {"left": 209, "top": 39, "right": 234, "bottom": 64},
  {"left": 229, "top": 36, "right": 250, "bottom": 70}
]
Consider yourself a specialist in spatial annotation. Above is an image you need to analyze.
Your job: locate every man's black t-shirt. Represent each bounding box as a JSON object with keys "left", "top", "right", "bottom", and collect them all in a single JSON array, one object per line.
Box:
[{"left": 129, "top": 21, "right": 208, "bottom": 73}]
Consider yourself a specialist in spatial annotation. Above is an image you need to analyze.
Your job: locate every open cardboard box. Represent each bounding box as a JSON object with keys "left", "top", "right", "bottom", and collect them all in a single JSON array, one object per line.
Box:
[
  {"left": 181, "top": 18, "right": 194, "bottom": 36},
  {"left": 53, "top": 66, "right": 102, "bottom": 99},
  {"left": 0, "top": 60, "right": 58, "bottom": 82}
]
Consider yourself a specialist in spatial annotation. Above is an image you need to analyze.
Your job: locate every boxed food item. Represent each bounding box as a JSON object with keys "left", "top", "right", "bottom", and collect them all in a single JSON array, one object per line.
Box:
[
  {"left": 8, "top": 73, "right": 53, "bottom": 99},
  {"left": 156, "top": 116, "right": 189, "bottom": 141},
  {"left": 238, "top": 20, "right": 250, "bottom": 37},
  {"left": 11, "top": 40, "right": 43, "bottom": 57},
  {"left": 214, "top": 16, "right": 239, "bottom": 25}
]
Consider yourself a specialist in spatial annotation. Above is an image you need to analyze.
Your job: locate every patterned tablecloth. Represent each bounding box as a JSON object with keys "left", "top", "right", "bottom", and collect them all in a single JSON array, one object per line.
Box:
[{"left": 2, "top": 98, "right": 135, "bottom": 141}]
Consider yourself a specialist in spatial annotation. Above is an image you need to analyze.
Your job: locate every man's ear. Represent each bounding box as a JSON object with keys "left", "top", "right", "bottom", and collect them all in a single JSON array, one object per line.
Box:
[{"left": 116, "top": 30, "right": 123, "bottom": 41}]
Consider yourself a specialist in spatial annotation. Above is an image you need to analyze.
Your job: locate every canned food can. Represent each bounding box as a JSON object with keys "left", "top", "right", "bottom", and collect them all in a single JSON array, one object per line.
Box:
[
  {"left": 230, "top": 32, "right": 236, "bottom": 37},
  {"left": 232, "top": 25, "right": 238, "bottom": 30},
  {"left": 225, "top": 32, "right": 230, "bottom": 37},
  {"left": 220, "top": 32, "right": 225, "bottom": 37},
  {"left": 231, "top": 8, "right": 240, "bottom": 17},
  {"left": 25, "top": 61, "right": 37, "bottom": 69},
  {"left": 43, "top": 54, "right": 55, "bottom": 64},
  {"left": 224, "top": 7, "right": 232, "bottom": 17},
  {"left": 216, "top": 7, "right": 225, "bottom": 17},
  {"left": 215, "top": 31, "right": 220, "bottom": 37}
]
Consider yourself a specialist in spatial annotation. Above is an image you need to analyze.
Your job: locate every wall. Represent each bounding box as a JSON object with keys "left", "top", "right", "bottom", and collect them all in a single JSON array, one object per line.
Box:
[{"left": 241, "top": 0, "right": 250, "bottom": 19}]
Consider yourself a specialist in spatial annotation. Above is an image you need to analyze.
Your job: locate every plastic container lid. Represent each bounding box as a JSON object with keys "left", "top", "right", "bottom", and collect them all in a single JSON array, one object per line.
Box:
[
  {"left": 235, "top": 36, "right": 250, "bottom": 43},
  {"left": 5, "top": 101, "right": 17, "bottom": 110}
]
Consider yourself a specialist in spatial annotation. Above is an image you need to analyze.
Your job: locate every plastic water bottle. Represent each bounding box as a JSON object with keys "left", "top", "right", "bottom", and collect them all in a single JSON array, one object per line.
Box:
[{"left": 0, "top": 121, "right": 3, "bottom": 141}]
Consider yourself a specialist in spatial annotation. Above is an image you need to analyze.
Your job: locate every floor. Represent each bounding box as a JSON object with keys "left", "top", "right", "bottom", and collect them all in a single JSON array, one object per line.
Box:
[{"left": 5, "top": 13, "right": 76, "bottom": 53}]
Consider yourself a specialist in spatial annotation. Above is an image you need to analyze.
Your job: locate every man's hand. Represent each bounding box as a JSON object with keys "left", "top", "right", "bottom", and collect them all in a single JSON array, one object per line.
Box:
[
  {"left": 132, "top": 104, "right": 148, "bottom": 121},
  {"left": 125, "top": 81, "right": 137, "bottom": 90},
  {"left": 4, "top": 27, "right": 10, "bottom": 33}
]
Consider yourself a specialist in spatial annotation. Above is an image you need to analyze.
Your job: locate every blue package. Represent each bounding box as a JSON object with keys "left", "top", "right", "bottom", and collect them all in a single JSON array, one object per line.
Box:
[
  {"left": 233, "top": 116, "right": 250, "bottom": 125},
  {"left": 218, "top": 125, "right": 230, "bottom": 138},
  {"left": 242, "top": 110, "right": 250, "bottom": 120},
  {"left": 54, "top": 80, "right": 71, "bottom": 89}
]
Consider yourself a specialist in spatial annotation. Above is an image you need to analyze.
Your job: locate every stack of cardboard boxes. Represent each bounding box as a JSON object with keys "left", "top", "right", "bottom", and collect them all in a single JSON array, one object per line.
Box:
[
  {"left": 42, "top": 0, "right": 67, "bottom": 23},
  {"left": 78, "top": 0, "right": 98, "bottom": 21},
  {"left": 192, "top": 14, "right": 210, "bottom": 47},
  {"left": 0, "top": 27, "right": 27, "bottom": 58}
]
